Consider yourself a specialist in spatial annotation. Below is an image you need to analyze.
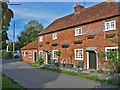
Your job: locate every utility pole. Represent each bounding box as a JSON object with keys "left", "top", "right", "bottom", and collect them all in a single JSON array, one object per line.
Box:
[{"left": 13, "top": 21, "right": 15, "bottom": 53}]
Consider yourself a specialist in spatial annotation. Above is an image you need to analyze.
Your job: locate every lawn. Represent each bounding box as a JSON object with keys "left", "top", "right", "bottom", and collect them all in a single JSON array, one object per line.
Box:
[{"left": 1, "top": 73, "right": 25, "bottom": 89}]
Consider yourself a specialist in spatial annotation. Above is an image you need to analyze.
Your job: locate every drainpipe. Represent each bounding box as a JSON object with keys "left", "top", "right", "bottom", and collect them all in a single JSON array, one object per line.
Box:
[{"left": 36, "top": 37, "right": 39, "bottom": 61}]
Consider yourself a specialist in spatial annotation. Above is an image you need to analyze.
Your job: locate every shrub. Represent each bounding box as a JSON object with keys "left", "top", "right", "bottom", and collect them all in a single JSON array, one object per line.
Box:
[
  {"left": 4, "top": 52, "right": 13, "bottom": 59},
  {"left": 0, "top": 51, "right": 13, "bottom": 59},
  {"left": 55, "top": 51, "right": 61, "bottom": 56},
  {"left": 106, "top": 51, "right": 120, "bottom": 73},
  {"left": 31, "top": 58, "right": 44, "bottom": 67}
]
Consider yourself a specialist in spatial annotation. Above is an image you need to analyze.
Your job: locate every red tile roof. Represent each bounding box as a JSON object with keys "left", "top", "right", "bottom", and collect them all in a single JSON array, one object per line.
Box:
[
  {"left": 38, "top": 1, "right": 120, "bottom": 36},
  {"left": 20, "top": 41, "right": 37, "bottom": 50}
]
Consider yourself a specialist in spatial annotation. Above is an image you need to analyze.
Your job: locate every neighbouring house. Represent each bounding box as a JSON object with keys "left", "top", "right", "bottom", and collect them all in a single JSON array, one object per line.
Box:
[
  {"left": 20, "top": 41, "right": 37, "bottom": 63},
  {"left": 21, "top": 0, "right": 120, "bottom": 70}
]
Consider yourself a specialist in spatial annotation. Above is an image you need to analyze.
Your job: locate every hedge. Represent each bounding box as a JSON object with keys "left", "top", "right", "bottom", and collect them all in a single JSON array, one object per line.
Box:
[{"left": 0, "top": 51, "right": 13, "bottom": 59}]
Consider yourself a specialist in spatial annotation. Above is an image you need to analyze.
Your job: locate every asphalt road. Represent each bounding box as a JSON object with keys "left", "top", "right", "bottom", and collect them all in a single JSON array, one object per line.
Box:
[{"left": 1, "top": 59, "right": 119, "bottom": 88}]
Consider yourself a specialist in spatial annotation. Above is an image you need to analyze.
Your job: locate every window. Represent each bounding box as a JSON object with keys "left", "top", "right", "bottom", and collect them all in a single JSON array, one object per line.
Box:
[
  {"left": 39, "top": 51, "right": 43, "bottom": 59},
  {"left": 105, "top": 20, "right": 116, "bottom": 31},
  {"left": 74, "top": 49, "right": 83, "bottom": 60},
  {"left": 39, "top": 36, "right": 43, "bottom": 42},
  {"left": 28, "top": 51, "right": 32, "bottom": 58},
  {"left": 24, "top": 52, "right": 26, "bottom": 56},
  {"left": 105, "top": 47, "right": 118, "bottom": 61},
  {"left": 75, "top": 28, "right": 82, "bottom": 36},
  {"left": 52, "top": 50, "right": 58, "bottom": 59},
  {"left": 52, "top": 33, "right": 58, "bottom": 40}
]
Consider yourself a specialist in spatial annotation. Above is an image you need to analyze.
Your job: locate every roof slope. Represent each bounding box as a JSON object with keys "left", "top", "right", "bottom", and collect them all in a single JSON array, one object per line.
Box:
[
  {"left": 20, "top": 41, "right": 37, "bottom": 50},
  {"left": 38, "top": 1, "right": 120, "bottom": 35}
]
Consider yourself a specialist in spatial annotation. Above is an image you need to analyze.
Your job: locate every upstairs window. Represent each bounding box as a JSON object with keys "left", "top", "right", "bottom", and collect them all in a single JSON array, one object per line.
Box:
[
  {"left": 52, "top": 50, "right": 58, "bottom": 59},
  {"left": 105, "top": 20, "right": 116, "bottom": 31},
  {"left": 52, "top": 33, "right": 58, "bottom": 40},
  {"left": 39, "top": 36, "right": 43, "bottom": 42},
  {"left": 75, "top": 28, "right": 82, "bottom": 36},
  {"left": 74, "top": 49, "right": 83, "bottom": 60}
]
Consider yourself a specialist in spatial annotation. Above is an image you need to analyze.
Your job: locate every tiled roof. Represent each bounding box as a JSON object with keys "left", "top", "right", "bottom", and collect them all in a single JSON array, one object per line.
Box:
[
  {"left": 38, "top": 1, "right": 120, "bottom": 36},
  {"left": 20, "top": 41, "right": 37, "bottom": 50}
]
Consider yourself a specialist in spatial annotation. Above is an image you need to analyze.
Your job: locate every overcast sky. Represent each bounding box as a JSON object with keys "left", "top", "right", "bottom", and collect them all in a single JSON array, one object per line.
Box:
[{"left": 7, "top": 0, "right": 116, "bottom": 41}]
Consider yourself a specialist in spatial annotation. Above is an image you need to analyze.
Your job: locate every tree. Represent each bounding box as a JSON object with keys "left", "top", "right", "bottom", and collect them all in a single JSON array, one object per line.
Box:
[
  {"left": 0, "top": 2, "right": 14, "bottom": 50},
  {"left": 18, "top": 20, "right": 43, "bottom": 48},
  {"left": 8, "top": 41, "right": 20, "bottom": 51},
  {"left": 1, "top": 2, "right": 14, "bottom": 31}
]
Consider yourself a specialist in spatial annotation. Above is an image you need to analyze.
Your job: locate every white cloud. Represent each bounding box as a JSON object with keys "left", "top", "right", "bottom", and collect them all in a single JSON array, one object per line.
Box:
[{"left": 10, "top": 5, "right": 61, "bottom": 23}]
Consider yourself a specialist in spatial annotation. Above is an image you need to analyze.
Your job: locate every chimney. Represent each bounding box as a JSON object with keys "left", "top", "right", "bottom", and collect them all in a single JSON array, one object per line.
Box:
[{"left": 74, "top": 3, "right": 85, "bottom": 14}]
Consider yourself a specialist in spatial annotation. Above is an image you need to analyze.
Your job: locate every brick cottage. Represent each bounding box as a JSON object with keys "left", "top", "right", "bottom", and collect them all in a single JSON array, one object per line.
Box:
[
  {"left": 21, "top": 41, "right": 37, "bottom": 63},
  {"left": 21, "top": 1, "right": 120, "bottom": 70}
]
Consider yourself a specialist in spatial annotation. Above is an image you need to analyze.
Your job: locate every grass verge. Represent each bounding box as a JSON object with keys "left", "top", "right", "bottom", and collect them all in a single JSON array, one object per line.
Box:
[
  {"left": 1, "top": 73, "right": 25, "bottom": 89},
  {"left": 40, "top": 66, "right": 120, "bottom": 86}
]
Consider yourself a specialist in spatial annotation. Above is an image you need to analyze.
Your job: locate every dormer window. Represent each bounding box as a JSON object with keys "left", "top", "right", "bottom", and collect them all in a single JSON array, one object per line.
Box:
[
  {"left": 75, "top": 28, "right": 82, "bottom": 36},
  {"left": 105, "top": 20, "right": 116, "bottom": 31},
  {"left": 39, "top": 36, "right": 43, "bottom": 42},
  {"left": 52, "top": 33, "right": 58, "bottom": 40}
]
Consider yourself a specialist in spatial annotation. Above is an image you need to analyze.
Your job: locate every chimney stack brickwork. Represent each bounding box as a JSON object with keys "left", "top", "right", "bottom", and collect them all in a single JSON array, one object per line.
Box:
[{"left": 74, "top": 3, "right": 85, "bottom": 14}]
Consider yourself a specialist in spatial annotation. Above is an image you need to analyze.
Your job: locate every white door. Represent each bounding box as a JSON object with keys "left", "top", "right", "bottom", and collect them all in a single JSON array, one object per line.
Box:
[{"left": 46, "top": 53, "right": 48, "bottom": 64}]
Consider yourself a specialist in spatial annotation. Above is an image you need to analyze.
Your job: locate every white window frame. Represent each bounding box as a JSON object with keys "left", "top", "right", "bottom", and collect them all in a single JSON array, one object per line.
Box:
[
  {"left": 39, "top": 50, "right": 43, "bottom": 59},
  {"left": 105, "top": 47, "right": 118, "bottom": 61},
  {"left": 52, "top": 50, "right": 58, "bottom": 59},
  {"left": 52, "top": 33, "right": 58, "bottom": 40},
  {"left": 24, "top": 52, "right": 26, "bottom": 56},
  {"left": 105, "top": 20, "right": 116, "bottom": 31},
  {"left": 74, "top": 49, "right": 84, "bottom": 60},
  {"left": 39, "top": 36, "right": 43, "bottom": 42},
  {"left": 75, "top": 28, "right": 82, "bottom": 36},
  {"left": 28, "top": 51, "right": 32, "bottom": 58}
]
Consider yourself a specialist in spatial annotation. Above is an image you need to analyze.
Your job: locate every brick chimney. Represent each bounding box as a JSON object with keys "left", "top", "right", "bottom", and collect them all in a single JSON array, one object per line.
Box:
[{"left": 74, "top": 3, "right": 85, "bottom": 14}]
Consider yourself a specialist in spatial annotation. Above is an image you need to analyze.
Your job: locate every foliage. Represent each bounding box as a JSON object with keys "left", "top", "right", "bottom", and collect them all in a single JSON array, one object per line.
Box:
[
  {"left": 0, "top": 51, "right": 13, "bottom": 59},
  {"left": 1, "top": 73, "right": 24, "bottom": 89},
  {"left": 105, "top": 51, "right": 120, "bottom": 73},
  {"left": 8, "top": 41, "right": 20, "bottom": 51},
  {"left": 17, "top": 20, "right": 43, "bottom": 48},
  {"left": 0, "top": 31, "right": 8, "bottom": 50},
  {"left": 55, "top": 51, "right": 61, "bottom": 56},
  {"left": 31, "top": 58, "right": 44, "bottom": 67},
  {"left": 0, "top": 2, "right": 13, "bottom": 50},
  {"left": 98, "top": 51, "right": 106, "bottom": 57},
  {"left": 1, "top": 2, "right": 14, "bottom": 31}
]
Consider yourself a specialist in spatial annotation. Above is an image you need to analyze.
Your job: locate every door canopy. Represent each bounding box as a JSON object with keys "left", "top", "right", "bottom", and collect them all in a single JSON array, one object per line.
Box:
[{"left": 86, "top": 47, "right": 97, "bottom": 53}]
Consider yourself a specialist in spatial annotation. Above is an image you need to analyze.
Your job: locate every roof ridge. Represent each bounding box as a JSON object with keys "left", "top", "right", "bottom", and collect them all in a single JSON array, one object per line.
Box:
[{"left": 38, "top": 1, "right": 119, "bottom": 36}]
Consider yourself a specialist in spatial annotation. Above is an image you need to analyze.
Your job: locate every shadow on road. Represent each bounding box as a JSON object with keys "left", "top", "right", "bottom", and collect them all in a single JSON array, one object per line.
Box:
[
  {"left": 2, "top": 60, "right": 60, "bottom": 88},
  {"left": 2, "top": 60, "right": 119, "bottom": 88}
]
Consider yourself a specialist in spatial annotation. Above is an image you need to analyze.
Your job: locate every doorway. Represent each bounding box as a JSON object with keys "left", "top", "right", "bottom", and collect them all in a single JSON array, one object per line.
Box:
[
  {"left": 89, "top": 51, "right": 96, "bottom": 69},
  {"left": 34, "top": 52, "right": 37, "bottom": 62},
  {"left": 46, "top": 51, "right": 50, "bottom": 64}
]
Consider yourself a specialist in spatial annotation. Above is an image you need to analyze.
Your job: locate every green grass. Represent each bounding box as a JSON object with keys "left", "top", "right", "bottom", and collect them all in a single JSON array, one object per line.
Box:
[
  {"left": 41, "top": 66, "right": 120, "bottom": 86},
  {"left": 1, "top": 73, "right": 25, "bottom": 89}
]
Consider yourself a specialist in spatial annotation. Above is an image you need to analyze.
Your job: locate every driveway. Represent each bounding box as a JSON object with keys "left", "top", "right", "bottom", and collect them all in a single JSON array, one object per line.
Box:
[{"left": 2, "top": 59, "right": 119, "bottom": 88}]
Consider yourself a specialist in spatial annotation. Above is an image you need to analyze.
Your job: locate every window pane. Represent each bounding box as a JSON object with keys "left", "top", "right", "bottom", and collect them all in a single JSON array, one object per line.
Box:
[
  {"left": 106, "top": 23, "right": 110, "bottom": 29},
  {"left": 111, "top": 21, "right": 115, "bottom": 29},
  {"left": 75, "top": 49, "right": 83, "bottom": 60}
]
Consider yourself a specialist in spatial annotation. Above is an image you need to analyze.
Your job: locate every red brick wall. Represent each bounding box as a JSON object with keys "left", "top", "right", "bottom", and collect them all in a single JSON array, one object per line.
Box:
[
  {"left": 38, "top": 17, "right": 119, "bottom": 69},
  {"left": 21, "top": 49, "right": 37, "bottom": 63}
]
